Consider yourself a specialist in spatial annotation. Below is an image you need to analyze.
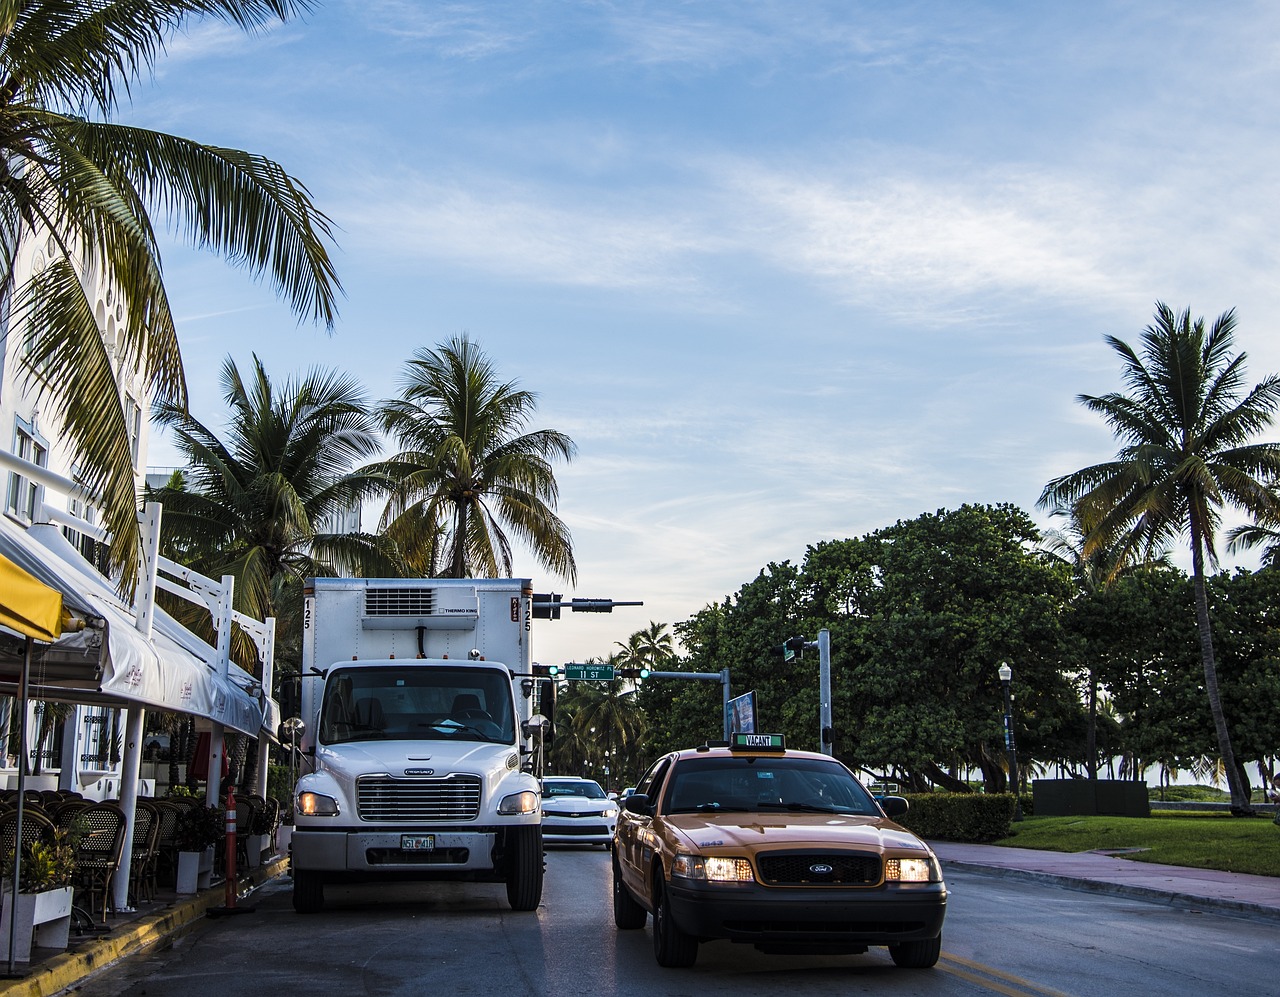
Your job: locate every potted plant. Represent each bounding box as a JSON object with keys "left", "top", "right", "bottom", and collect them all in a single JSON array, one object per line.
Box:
[
  {"left": 174, "top": 804, "right": 222, "bottom": 894},
  {"left": 1, "top": 825, "right": 79, "bottom": 961}
]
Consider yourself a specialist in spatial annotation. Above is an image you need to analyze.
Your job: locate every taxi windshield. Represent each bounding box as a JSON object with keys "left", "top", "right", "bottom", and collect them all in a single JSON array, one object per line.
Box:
[{"left": 664, "top": 756, "right": 881, "bottom": 816}]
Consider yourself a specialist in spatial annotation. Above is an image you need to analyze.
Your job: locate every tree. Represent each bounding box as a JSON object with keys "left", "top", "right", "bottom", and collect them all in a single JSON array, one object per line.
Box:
[
  {"left": 149, "top": 354, "right": 396, "bottom": 672},
  {"left": 374, "top": 335, "right": 576, "bottom": 582},
  {"left": 1039, "top": 304, "right": 1280, "bottom": 814},
  {"left": 1, "top": 0, "right": 341, "bottom": 583}
]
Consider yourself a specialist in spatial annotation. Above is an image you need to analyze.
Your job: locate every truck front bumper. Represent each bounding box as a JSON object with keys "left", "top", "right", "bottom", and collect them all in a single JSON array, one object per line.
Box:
[{"left": 293, "top": 827, "right": 505, "bottom": 874}]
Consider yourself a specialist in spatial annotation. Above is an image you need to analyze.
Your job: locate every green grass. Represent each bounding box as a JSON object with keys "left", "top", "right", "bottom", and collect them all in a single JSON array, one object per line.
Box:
[{"left": 994, "top": 812, "right": 1280, "bottom": 878}]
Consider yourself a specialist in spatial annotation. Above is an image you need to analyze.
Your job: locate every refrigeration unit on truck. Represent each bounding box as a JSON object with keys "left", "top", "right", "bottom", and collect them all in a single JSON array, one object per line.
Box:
[{"left": 290, "top": 577, "right": 637, "bottom": 914}]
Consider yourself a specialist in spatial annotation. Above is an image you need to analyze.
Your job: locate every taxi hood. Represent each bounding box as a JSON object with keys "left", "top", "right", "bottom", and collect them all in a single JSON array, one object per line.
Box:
[{"left": 665, "top": 813, "right": 933, "bottom": 853}]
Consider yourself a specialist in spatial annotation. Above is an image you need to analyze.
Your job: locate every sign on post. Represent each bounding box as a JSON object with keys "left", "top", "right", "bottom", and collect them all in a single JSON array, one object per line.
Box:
[{"left": 565, "top": 663, "right": 616, "bottom": 681}]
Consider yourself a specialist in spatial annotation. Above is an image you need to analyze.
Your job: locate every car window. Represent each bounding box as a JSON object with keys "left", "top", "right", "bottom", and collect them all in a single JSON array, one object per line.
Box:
[
  {"left": 542, "top": 780, "right": 607, "bottom": 799},
  {"left": 664, "top": 756, "right": 880, "bottom": 815},
  {"left": 633, "top": 756, "right": 671, "bottom": 801}
]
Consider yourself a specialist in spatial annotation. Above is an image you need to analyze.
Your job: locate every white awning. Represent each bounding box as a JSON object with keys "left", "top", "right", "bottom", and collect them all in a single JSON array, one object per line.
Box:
[{"left": 0, "top": 517, "right": 269, "bottom": 737}]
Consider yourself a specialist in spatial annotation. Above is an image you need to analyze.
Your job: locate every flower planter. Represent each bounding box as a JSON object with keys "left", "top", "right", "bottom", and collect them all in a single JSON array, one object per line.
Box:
[
  {"left": 275, "top": 823, "right": 293, "bottom": 859},
  {"left": 175, "top": 846, "right": 215, "bottom": 894},
  {"left": 244, "top": 834, "right": 266, "bottom": 869},
  {"left": 0, "top": 886, "right": 73, "bottom": 961}
]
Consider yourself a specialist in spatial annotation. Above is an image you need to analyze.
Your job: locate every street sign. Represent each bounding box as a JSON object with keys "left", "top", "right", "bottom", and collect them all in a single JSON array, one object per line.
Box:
[{"left": 565, "top": 663, "right": 616, "bottom": 681}]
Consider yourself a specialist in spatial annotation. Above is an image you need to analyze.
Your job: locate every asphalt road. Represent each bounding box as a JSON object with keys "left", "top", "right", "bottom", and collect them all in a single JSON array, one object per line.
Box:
[{"left": 70, "top": 848, "right": 1277, "bottom": 997}]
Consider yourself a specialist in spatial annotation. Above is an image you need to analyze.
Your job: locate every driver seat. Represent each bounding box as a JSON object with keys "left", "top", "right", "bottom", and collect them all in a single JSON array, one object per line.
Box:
[
  {"left": 451, "top": 693, "right": 483, "bottom": 715},
  {"left": 353, "top": 697, "right": 386, "bottom": 730}
]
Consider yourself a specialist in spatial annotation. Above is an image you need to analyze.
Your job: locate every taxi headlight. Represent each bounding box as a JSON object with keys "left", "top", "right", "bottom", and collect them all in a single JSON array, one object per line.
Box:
[
  {"left": 498, "top": 790, "right": 540, "bottom": 815},
  {"left": 297, "top": 791, "right": 339, "bottom": 817},
  {"left": 672, "top": 853, "right": 755, "bottom": 883},
  {"left": 884, "top": 857, "right": 941, "bottom": 883}
]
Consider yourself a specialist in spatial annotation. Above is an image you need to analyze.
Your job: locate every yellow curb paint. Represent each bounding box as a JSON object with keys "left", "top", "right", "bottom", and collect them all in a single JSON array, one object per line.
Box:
[{"left": 0, "top": 859, "right": 288, "bottom": 997}]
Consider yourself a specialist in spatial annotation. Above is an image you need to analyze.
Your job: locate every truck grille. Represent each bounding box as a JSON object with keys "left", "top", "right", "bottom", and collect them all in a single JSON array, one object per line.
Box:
[
  {"left": 756, "top": 851, "right": 882, "bottom": 886},
  {"left": 356, "top": 775, "right": 482, "bottom": 821},
  {"left": 364, "top": 587, "right": 435, "bottom": 617}
]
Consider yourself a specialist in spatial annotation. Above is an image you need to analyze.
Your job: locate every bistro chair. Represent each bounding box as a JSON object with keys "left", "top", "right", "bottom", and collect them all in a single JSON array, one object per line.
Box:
[{"left": 73, "top": 802, "right": 127, "bottom": 921}]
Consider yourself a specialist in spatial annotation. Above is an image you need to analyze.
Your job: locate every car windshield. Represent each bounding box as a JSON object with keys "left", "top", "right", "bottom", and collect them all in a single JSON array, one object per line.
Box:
[
  {"left": 664, "top": 756, "right": 881, "bottom": 816},
  {"left": 542, "top": 779, "right": 608, "bottom": 800},
  {"left": 319, "top": 665, "right": 515, "bottom": 745}
]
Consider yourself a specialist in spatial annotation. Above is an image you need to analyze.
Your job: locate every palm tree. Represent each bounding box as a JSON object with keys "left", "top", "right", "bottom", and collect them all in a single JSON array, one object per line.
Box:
[
  {"left": 149, "top": 354, "right": 396, "bottom": 643},
  {"left": 616, "top": 621, "right": 676, "bottom": 673},
  {"left": 374, "top": 335, "right": 577, "bottom": 582},
  {"left": 1, "top": 1, "right": 340, "bottom": 583},
  {"left": 1039, "top": 303, "right": 1280, "bottom": 815}
]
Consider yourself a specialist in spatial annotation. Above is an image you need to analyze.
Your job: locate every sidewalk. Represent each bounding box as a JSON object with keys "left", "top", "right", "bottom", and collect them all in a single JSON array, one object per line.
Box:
[
  {"left": 0, "top": 857, "right": 287, "bottom": 997},
  {"left": 931, "top": 841, "right": 1280, "bottom": 923},
  {"left": 2, "top": 845, "right": 1278, "bottom": 996}
]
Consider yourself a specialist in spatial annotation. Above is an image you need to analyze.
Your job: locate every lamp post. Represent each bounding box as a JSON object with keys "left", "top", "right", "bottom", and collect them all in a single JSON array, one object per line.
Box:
[{"left": 998, "top": 662, "right": 1022, "bottom": 821}]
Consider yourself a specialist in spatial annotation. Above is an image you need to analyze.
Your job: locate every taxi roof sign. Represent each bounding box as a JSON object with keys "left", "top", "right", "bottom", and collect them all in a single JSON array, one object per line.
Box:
[{"left": 730, "top": 732, "right": 785, "bottom": 751}]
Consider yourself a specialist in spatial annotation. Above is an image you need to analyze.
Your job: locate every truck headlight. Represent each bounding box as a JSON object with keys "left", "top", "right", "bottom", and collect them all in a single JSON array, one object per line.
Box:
[
  {"left": 298, "top": 791, "right": 340, "bottom": 816},
  {"left": 884, "top": 857, "right": 942, "bottom": 882},
  {"left": 497, "top": 790, "right": 540, "bottom": 815},
  {"left": 672, "top": 854, "right": 754, "bottom": 883}
]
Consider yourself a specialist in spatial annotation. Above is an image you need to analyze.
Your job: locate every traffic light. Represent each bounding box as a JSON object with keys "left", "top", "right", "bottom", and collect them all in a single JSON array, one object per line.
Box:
[
  {"left": 532, "top": 663, "right": 561, "bottom": 677},
  {"left": 618, "top": 668, "right": 650, "bottom": 679},
  {"left": 532, "top": 593, "right": 561, "bottom": 620},
  {"left": 772, "top": 636, "right": 808, "bottom": 661}
]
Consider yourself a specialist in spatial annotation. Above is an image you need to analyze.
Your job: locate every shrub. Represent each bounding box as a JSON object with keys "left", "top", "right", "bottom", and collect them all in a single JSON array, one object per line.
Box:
[
  {"left": 896, "top": 793, "right": 1017, "bottom": 842},
  {"left": 175, "top": 804, "right": 223, "bottom": 851}
]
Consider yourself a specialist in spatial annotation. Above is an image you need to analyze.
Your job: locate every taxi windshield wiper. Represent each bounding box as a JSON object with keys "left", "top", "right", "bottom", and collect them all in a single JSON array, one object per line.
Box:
[{"left": 757, "top": 801, "right": 847, "bottom": 814}]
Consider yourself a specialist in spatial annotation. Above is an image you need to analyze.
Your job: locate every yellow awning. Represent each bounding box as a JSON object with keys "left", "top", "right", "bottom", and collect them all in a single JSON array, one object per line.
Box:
[{"left": 0, "top": 552, "right": 64, "bottom": 642}]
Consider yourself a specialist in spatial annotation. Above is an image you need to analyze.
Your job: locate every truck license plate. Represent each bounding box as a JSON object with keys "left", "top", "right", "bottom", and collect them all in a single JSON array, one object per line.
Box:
[{"left": 401, "top": 834, "right": 436, "bottom": 851}]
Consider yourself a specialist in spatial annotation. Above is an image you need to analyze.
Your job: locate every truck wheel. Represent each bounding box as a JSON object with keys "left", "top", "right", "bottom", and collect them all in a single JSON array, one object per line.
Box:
[
  {"left": 505, "top": 825, "right": 544, "bottom": 911},
  {"left": 652, "top": 878, "right": 697, "bottom": 967},
  {"left": 613, "top": 855, "right": 646, "bottom": 929},
  {"left": 292, "top": 869, "right": 325, "bottom": 914},
  {"left": 889, "top": 934, "right": 942, "bottom": 968}
]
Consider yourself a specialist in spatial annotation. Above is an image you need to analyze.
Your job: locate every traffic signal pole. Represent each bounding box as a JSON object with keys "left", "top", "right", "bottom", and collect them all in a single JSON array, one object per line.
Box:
[
  {"left": 817, "top": 629, "right": 832, "bottom": 756},
  {"left": 645, "top": 669, "right": 733, "bottom": 740}
]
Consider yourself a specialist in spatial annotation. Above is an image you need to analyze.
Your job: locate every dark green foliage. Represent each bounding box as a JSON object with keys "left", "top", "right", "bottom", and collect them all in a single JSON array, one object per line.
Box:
[{"left": 896, "top": 793, "right": 1019, "bottom": 842}]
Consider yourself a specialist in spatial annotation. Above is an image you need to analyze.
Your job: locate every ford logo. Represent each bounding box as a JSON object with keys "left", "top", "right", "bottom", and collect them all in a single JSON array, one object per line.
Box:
[
  {"left": 404, "top": 768, "right": 435, "bottom": 776},
  {"left": 809, "top": 863, "right": 834, "bottom": 875}
]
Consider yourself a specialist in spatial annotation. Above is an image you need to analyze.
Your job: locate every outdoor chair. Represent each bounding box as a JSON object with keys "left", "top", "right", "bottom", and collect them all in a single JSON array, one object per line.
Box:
[
  {"left": 52, "top": 798, "right": 92, "bottom": 828},
  {"left": 152, "top": 800, "right": 184, "bottom": 887},
  {"left": 235, "top": 795, "right": 262, "bottom": 868},
  {"left": 1, "top": 806, "right": 57, "bottom": 868},
  {"left": 73, "top": 802, "right": 127, "bottom": 921},
  {"left": 127, "top": 800, "right": 160, "bottom": 903}
]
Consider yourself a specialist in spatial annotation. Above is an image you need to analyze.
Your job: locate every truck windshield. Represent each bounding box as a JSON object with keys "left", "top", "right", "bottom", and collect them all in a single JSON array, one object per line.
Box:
[{"left": 319, "top": 665, "right": 516, "bottom": 745}]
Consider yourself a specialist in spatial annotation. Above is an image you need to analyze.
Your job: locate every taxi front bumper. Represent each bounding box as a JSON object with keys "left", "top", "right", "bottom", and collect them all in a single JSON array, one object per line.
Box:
[{"left": 666, "top": 878, "right": 947, "bottom": 946}]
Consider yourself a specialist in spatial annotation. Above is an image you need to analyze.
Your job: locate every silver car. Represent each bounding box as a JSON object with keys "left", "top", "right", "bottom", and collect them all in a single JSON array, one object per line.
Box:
[{"left": 540, "top": 777, "right": 619, "bottom": 848}]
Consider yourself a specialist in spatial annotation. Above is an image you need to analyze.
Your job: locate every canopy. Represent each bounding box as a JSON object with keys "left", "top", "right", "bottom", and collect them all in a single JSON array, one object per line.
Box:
[
  {"left": 0, "top": 517, "right": 267, "bottom": 737},
  {"left": 0, "top": 553, "right": 64, "bottom": 642}
]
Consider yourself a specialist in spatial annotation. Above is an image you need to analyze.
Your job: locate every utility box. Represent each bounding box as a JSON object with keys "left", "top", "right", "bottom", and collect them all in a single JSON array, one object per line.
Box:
[{"left": 1032, "top": 779, "right": 1150, "bottom": 818}]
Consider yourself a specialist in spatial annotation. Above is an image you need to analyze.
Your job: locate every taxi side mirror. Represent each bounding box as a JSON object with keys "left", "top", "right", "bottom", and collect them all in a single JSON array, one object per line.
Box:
[
  {"left": 623, "top": 793, "right": 652, "bottom": 816},
  {"left": 879, "top": 795, "right": 909, "bottom": 818}
]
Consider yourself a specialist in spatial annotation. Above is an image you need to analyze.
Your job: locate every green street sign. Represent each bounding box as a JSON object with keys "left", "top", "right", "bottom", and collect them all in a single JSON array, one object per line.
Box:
[{"left": 565, "top": 663, "right": 616, "bottom": 681}]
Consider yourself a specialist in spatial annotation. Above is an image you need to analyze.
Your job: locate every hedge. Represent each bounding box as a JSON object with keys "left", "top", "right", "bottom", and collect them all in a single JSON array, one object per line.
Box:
[{"left": 895, "top": 793, "right": 1024, "bottom": 842}]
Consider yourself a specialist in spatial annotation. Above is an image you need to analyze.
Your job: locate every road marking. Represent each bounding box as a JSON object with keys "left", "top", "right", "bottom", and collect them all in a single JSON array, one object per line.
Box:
[{"left": 938, "top": 952, "right": 1076, "bottom": 997}]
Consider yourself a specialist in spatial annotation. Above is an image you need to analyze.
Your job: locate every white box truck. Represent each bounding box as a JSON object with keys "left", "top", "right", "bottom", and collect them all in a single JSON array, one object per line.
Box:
[{"left": 291, "top": 577, "right": 549, "bottom": 913}]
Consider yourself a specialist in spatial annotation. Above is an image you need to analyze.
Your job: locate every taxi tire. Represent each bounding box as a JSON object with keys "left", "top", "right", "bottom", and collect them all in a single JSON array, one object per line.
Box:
[
  {"left": 505, "top": 825, "right": 545, "bottom": 911},
  {"left": 292, "top": 869, "right": 325, "bottom": 914},
  {"left": 888, "top": 933, "right": 942, "bottom": 969},
  {"left": 613, "top": 856, "right": 646, "bottom": 929},
  {"left": 652, "top": 879, "right": 698, "bottom": 967}
]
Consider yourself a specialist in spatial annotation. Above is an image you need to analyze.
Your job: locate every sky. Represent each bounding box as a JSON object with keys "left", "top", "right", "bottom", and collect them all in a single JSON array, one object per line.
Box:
[{"left": 134, "top": 1, "right": 1280, "bottom": 666}]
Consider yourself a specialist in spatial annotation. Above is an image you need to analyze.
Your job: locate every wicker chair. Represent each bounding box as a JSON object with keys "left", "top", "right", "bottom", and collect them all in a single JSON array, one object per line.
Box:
[
  {"left": 72, "top": 803, "right": 127, "bottom": 920},
  {"left": 152, "top": 801, "right": 184, "bottom": 887},
  {"left": 127, "top": 801, "right": 161, "bottom": 903},
  {"left": 1, "top": 806, "right": 57, "bottom": 871}
]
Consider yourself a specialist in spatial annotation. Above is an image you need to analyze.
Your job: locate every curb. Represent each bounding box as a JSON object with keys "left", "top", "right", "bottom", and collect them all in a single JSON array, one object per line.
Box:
[
  {"left": 940, "top": 858, "right": 1280, "bottom": 926},
  {"left": 0, "top": 858, "right": 289, "bottom": 997}
]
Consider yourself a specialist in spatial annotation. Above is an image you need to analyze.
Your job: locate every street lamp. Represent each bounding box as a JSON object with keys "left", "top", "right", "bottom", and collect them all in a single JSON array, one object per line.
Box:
[{"left": 998, "top": 662, "right": 1023, "bottom": 821}]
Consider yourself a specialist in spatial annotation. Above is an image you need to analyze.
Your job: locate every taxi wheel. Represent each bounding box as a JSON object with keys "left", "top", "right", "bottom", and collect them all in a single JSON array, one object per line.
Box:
[
  {"left": 888, "top": 934, "right": 942, "bottom": 969},
  {"left": 292, "top": 869, "right": 325, "bottom": 914},
  {"left": 613, "top": 856, "right": 646, "bottom": 929},
  {"left": 652, "top": 879, "right": 698, "bottom": 967}
]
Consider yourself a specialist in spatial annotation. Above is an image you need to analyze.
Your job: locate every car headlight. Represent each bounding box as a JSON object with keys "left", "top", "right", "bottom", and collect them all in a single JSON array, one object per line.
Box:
[
  {"left": 884, "top": 856, "right": 942, "bottom": 883},
  {"left": 602, "top": 806, "right": 618, "bottom": 818},
  {"left": 498, "top": 790, "right": 540, "bottom": 815},
  {"left": 297, "top": 791, "right": 340, "bottom": 816},
  {"left": 672, "top": 853, "right": 755, "bottom": 883}
]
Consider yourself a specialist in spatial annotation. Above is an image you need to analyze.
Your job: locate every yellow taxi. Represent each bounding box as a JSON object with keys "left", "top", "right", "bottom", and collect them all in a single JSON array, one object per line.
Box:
[{"left": 612, "top": 733, "right": 947, "bottom": 968}]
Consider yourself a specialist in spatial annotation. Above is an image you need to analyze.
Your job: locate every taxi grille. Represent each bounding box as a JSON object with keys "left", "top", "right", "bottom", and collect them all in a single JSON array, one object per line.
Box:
[
  {"left": 757, "top": 851, "right": 882, "bottom": 886},
  {"left": 356, "top": 775, "right": 482, "bottom": 821}
]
